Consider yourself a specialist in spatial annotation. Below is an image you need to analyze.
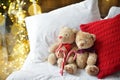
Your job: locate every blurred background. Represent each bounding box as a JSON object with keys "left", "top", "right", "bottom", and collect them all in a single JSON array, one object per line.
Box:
[{"left": 0, "top": 0, "right": 120, "bottom": 80}]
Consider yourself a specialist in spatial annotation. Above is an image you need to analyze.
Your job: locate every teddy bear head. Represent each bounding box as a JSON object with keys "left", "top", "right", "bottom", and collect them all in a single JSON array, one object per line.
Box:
[
  {"left": 75, "top": 31, "right": 96, "bottom": 49},
  {"left": 57, "top": 27, "right": 77, "bottom": 44}
]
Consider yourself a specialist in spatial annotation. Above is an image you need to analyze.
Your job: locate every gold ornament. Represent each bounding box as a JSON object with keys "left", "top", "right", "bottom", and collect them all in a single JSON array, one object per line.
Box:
[{"left": 28, "top": 1, "right": 42, "bottom": 16}]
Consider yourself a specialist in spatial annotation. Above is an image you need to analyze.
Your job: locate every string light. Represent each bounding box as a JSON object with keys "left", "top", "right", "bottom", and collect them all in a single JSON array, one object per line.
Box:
[{"left": 0, "top": 3, "right": 7, "bottom": 11}]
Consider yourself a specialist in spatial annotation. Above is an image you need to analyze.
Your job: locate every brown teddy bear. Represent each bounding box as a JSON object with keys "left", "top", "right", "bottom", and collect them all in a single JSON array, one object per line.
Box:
[
  {"left": 48, "top": 27, "right": 77, "bottom": 75},
  {"left": 75, "top": 31, "right": 99, "bottom": 76}
]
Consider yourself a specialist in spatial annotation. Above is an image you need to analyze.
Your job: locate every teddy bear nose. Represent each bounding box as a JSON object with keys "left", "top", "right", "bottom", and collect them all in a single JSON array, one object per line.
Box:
[
  {"left": 59, "top": 36, "right": 63, "bottom": 39},
  {"left": 80, "top": 43, "right": 84, "bottom": 46}
]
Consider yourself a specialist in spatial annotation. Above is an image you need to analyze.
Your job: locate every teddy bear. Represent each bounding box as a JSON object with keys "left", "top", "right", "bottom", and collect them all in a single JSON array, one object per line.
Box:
[
  {"left": 47, "top": 27, "right": 77, "bottom": 75},
  {"left": 75, "top": 31, "right": 99, "bottom": 76}
]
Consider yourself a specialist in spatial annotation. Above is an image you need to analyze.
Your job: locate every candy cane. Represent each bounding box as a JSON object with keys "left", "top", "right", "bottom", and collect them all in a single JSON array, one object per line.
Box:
[
  {"left": 66, "top": 49, "right": 77, "bottom": 62},
  {"left": 59, "top": 50, "right": 67, "bottom": 76}
]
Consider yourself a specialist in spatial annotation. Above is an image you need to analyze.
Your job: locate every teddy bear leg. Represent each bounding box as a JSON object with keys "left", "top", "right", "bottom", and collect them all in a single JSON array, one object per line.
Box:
[
  {"left": 64, "top": 63, "right": 77, "bottom": 74},
  {"left": 85, "top": 65, "right": 99, "bottom": 76},
  {"left": 48, "top": 53, "right": 57, "bottom": 65},
  {"left": 76, "top": 53, "right": 88, "bottom": 69},
  {"left": 87, "top": 53, "right": 97, "bottom": 65}
]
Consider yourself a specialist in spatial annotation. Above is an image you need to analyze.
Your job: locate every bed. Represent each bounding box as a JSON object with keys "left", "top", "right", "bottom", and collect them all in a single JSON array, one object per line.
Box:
[{"left": 6, "top": 0, "right": 120, "bottom": 80}]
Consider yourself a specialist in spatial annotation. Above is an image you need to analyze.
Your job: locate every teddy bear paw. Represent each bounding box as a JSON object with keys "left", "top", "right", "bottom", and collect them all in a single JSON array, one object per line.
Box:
[
  {"left": 85, "top": 65, "right": 99, "bottom": 76},
  {"left": 64, "top": 64, "right": 77, "bottom": 74}
]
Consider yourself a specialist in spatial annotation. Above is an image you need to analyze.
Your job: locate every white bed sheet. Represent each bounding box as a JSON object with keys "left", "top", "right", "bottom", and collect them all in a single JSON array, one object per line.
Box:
[{"left": 7, "top": 53, "right": 120, "bottom": 80}]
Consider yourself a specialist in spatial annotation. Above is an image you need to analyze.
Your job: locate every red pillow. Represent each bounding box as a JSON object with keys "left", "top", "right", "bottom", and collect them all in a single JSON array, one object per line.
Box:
[{"left": 80, "top": 14, "right": 120, "bottom": 79}]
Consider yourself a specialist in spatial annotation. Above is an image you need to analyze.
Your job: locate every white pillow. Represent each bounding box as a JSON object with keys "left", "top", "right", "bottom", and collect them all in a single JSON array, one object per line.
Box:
[
  {"left": 25, "top": 0, "right": 100, "bottom": 62},
  {"left": 105, "top": 6, "right": 120, "bottom": 19}
]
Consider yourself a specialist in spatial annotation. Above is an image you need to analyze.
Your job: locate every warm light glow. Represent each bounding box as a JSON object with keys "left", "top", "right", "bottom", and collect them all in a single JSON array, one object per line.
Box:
[
  {"left": 3, "top": 6, "right": 7, "bottom": 9},
  {"left": 1, "top": 3, "right": 4, "bottom": 5},
  {"left": 106, "top": 0, "right": 110, "bottom": 2},
  {"left": 30, "top": 0, "right": 38, "bottom": 2},
  {"left": 0, "top": 0, "right": 30, "bottom": 79}
]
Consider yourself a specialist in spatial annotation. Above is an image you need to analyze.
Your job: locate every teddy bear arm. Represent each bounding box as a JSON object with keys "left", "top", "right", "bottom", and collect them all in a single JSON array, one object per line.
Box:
[
  {"left": 87, "top": 53, "right": 97, "bottom": 65},
  {"left": 49, "top": 43, "right": 59, "bottom": 53},
  {"left": 48, "top": 53, "right": 57, "bottom": 65}
]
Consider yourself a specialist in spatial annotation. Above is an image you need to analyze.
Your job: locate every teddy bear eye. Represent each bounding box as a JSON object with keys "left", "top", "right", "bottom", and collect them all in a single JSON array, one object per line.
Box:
[{"left": 65, "top": 34, "right": 69, "bottom": 37}]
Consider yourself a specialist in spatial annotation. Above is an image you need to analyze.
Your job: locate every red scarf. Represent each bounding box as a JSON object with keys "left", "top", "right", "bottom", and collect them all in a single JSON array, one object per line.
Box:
[{"left": 55, "top": 43, "right": 72, "bottom": 54}]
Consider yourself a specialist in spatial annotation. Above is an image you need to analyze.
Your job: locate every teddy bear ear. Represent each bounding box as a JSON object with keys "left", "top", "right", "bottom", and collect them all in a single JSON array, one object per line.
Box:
[
  {"left": 91, "top": 34, "right": 96, "bottom": 41},
  {"left": 61, "top": 26, "right": 69, "bottom": 30},
  {"left": 72, "top": 29, "right": 78, "bottom": 34}
]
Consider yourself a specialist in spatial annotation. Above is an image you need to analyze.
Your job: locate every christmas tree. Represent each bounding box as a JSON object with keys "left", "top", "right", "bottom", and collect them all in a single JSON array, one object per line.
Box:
[{"left": 0, "top": 0, "right": 31, "bottom": 79}]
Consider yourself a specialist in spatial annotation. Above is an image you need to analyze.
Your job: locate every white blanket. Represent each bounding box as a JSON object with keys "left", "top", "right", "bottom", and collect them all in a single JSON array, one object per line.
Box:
[{"left": 7, "top": 57, "right": 120, "bottom": 80}]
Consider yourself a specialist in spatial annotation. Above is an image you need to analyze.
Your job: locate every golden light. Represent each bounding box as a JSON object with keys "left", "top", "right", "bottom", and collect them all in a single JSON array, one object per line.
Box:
[
  {"left": 106, "top": 0, "right": 110, "bottom": 2},
  {"left": 3, "top": 6, "right": 7, "bottom": 9},
  {"left": 1, "top": 3, "right": 4, "bottom": 6},
  {"left": 29, "top": 0, "right": 38, "bottom": 2},
  {"left": 0, "top": 1, "right": 30, "bottom": 79}
]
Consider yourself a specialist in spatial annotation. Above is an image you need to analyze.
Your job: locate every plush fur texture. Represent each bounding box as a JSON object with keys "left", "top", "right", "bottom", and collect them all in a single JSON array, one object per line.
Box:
[
  {"left": 75, "top": 31, "right": 99, "bottom": 76},
  {"left": 48, "top": 27, "right": 77, "bottom": 75}
]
